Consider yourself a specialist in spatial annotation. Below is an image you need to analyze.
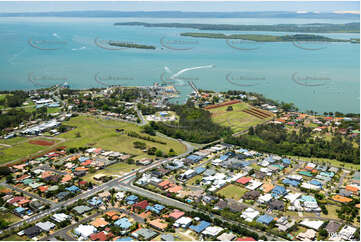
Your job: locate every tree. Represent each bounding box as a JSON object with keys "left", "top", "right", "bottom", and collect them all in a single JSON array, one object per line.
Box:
[
  {"left": 248, "top": 126, "right": 254, "bottom": 135},
  {"left": 0, "top": 166, "right": 11, "bottom": 176},
  {"left": 155, "top": 150, "right": 163, "bottom": 157}
]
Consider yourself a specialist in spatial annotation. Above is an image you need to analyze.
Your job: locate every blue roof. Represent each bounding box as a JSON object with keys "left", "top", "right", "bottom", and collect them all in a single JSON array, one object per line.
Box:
[
  {"left": 189, "top": 220, "right": 211, "bottom": 233},
  {"left": 187, "top": 155, "right": 202, "bottom": 162},
  {"left": 66, "top": 185, "right": 80, "bottom": 193},
  {"left": 310, "top": 179, "right": 322, "bottom": 187},
  {"left": 320, "top": 171, "right": 334, "bottom": 178},
  {"left": 146, "top": 204, "right": 165, "bottom": 214},
  {"left": 116, "top": 237, "right": 133, "bottom": 241},
  {"left": 15, "top": 207, "right": 26, "bottom": 213},
  {"left": 115, "top": 218, "right": 132, "bottom": 229},
  {"left": 219, "top": 155, "right": 229, "bottom": 161},
  {"left": 300, "top": 195, "right": 317, "bottom": 203},
  {"left": 272, "top": 185, "right": 287, "bottom": 197},
  {"left": 195, "top": 167, "right": 206, "bottom": 175},
  {"left": 48, "top": 102, "right": 60, "bottom": 107},
  {"left": 78, "top": 157, "right": 89, "bottom": 162},
  {"left": 265, "top": 156, "right": 275, "bottom": 163},
  {"left": 237, "top": 148, "right": 248, "bottom": 153},
  {"left": 282, "top": 158, "right": 291, "bottom": 165},
  {"left": 126, "top": 195, "right": 138, "bottom": 201},
  {"left": 282, "top": 179, "right": 300, "bottom": 187},
  {"left": 88, "top": 197, "right": 103, "bottom": 206},
  {"left": 256, "top": 215, "right": 274, "bottom": 224}
]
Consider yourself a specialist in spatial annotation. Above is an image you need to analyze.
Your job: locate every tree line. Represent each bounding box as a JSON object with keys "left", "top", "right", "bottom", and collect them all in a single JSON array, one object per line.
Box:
[{"left": 225, "top": 123, "right": 359, "bottom": 164}]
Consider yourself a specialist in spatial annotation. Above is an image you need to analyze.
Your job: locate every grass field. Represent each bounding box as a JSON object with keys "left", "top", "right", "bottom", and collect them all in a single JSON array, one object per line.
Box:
[
  {"left": 59, "top": 115, "right": 186, "bottom": 159},
  {"left": 1, "top": 234, "right": 24, "bottom": 241},
  {"left": 216, "top": 184, "right": 248, "bottom": 200},
  {"left": 0, "top": 141, "right": 46, "bottom": 165},
  {"left": 209, "top": 102, "right": 270, "bottom": 132},
  {"left": 288, "top": 155, "right": 360, "bottom": 170},
  {"left": 0, "top": 212, "right": 22, "bottom": 224},
  {"left": 186, "top": 175, "right": 202, "bottom": 186},
  {"left": 82, "top": 162, "right": 140, "bottom": 182},
  {"left": 0, "top": 137, "right": 60, "bottom": 165}
]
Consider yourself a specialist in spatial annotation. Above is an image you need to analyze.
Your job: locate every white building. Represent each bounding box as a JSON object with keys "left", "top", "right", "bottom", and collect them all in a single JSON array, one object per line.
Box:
[
  {"left": 174, "top": 217, "right": 192, "bottom": 228},
  {"left": 258, "top": 193, "right": 272, "bottom": 204},
  {"left": 52, "top": 213, "right": 71, "bottom": 223},
  {"left": 241, "top": 208, "right": 260, "bottom": 222},
  {"left": 339, "top": 225, "right": 357, "bottom": 240},
  {"left": 74, "top": 225, "right": 97, "bottom": 239},
  {"left": 300, "top": 219, "right": 324, "bottom": 231},
  {"left": 202, "top": 226, "right": 224, "bottom": 237},
  {"left": 297, "top": 229, "right": 317, "bottom": 240},
  {"left": 246, "top": 180, "right": 263, "bottom": 190}
]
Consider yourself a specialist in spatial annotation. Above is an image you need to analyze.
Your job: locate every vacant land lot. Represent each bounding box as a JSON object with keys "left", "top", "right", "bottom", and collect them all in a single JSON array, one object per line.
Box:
[
  {"left": 59, "top": 115, "right": 186, "bottom": 159},
  {"left": 288, "top": 155, "right": 360, "bottom": 170},
  {"left": 0, "top": 140, "right": 47, "bottom": 165},
  {"left": 210, "top": 102, "right": 269, "bottom": 132},
  {"left": 216, "top": 184, "right": 248, "bottom": 200},
  {"left": 0, "top": 137, "right": 61, "bottom": 165},
  {"left": 82, "top": 162, "right": 140, "bottom": 182}
]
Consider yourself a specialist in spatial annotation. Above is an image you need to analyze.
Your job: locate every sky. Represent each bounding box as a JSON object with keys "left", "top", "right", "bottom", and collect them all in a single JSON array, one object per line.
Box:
[{"left": 0, "top": 1, "right": 359, "bottom": 13}]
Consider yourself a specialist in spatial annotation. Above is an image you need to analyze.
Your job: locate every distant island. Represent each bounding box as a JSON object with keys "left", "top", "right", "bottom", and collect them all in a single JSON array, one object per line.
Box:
[
  {"left": 0, "top": 11, "right": 359, "bottom": 20},
  {"left": 108, "top": 41, "right": 156, "bottom": 49},
  {"left": 179, "top": 33, "right": 351, "bottom": 42},
  {"left": 114, "top": 22, "right": 360, "bottom": 33}
]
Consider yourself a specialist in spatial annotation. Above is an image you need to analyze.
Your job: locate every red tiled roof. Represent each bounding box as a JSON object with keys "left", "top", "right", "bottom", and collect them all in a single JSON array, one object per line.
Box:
[
  {"left": 236, "top": 237, "right": 256, "bottom": 241},
  {"left": 133, "top": 200, "right": 148, "bottom": 210},
  {"left": 90, "top": 231, "right": 113, "bottom": 241},
  {"left": 236, "top": 177, "right": 252, "bottom": 185},
  {"left": 158, "top": 180, "right": 170, "bottom": 188},
  {"left": 81, "top": 160, "right": 92, "bottom": 166},
  {"left": 168, "top": 209, "right": 185, "bottom": 220},
  {"left": 38, "top": 186, "right": 48, "bottom": 192}
]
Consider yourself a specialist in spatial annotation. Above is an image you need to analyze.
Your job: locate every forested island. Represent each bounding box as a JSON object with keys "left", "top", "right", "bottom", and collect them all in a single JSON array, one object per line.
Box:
[
  {"left": 114, "top": 22, "right": 360, "bottom": 33},
  {"left": 180, "top": 33, "right": 349, "bottom": 42},
  {"left": 108, "top": 41, "right": 156, "bottom": 49}
]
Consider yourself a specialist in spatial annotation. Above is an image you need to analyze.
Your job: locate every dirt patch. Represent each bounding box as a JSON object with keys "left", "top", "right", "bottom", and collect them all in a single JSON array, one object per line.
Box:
[{"left": 29, "top": 139, "right": 55, "bottom": 146}]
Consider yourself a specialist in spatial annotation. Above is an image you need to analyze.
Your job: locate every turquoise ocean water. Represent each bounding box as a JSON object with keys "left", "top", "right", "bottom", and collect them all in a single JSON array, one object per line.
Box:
[{"left": 0, "top": 17, "right": 359, "bottom": 113}]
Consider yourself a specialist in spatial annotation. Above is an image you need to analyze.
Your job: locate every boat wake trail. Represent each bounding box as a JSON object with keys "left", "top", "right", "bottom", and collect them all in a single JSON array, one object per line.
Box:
[{"left": 170, "top": 65, "right": 214, "bottom": 80}]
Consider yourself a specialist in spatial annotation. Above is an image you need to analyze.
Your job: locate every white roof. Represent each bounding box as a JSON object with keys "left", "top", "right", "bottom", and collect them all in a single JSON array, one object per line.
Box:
[
  {"left": 202, "top": 226, "right": 224, "bottom": 237},
  {"left": 301, "top": 182, "right": 321, "bottom": 191},
  {"left": 287, "top": 175, "right": 303, "bottom": 181},
  {"left": 175, "top": 216, "right": 192, "bottom": 226},
  {"left": 285, "top": 192, "right": 302, "bottom": 203},
  {"left": 300, "top": 219, "right": 324, "bottom": 231},
  {"left": 52, "top": 213, "right": 70, "bottom": 223},
  {"left": 36, "top": 221, "right": 55, "bottom": 231},
  {"left": 258, "top": 193, "right": 272, "bottom": 203},
  {"left": 339, "top": 225, "right": 357, "bottom": 240},
  {"left": 217, "top": 232, "right": 236, "bottom": 241},
  {"left": 241, "top": 207, "right": 260, "bottom": 222},
  {"left": 246, "top": 180, "right": 263, "bottom": 190},
  {"left": 306, "top": 162, "right": 316, "bottom": 168},
  {"left": 75, "top": 225, "right": 97, "bottom": 238}
]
